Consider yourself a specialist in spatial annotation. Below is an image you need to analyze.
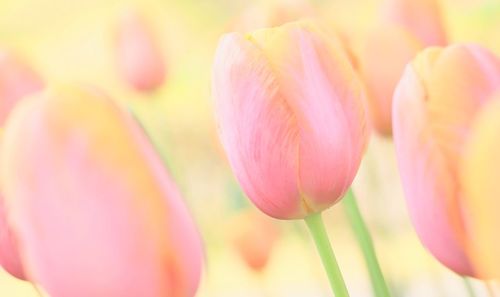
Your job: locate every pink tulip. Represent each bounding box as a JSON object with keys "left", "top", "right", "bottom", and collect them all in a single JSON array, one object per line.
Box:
[
  {"left": 393, "top": 44, "right": 500, "bottom": 276},
  {"left": 116, "top": 10, "right": 166, "bottom": 92},
  {"left": 0, "top": 50, "right": 43, "bottom": 280},
  {"left": 0, "top": 86, "right": 203, "bottom": 296},
  {"left": 0, "top": 50, "right": 43, "bottom": 125},
  {"left": 212, "top": 21, "right": 369, "bottom": 219},
  {"left": 360, "top": 0, "right": 447, "bottom": 135}
]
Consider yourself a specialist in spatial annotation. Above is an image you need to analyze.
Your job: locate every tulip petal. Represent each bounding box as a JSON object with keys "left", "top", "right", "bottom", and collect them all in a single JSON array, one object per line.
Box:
[
  {"left": 393, "top": 60, "right": 473, "bottom": 275},
  {"left": 0, "top": 196, "right": 25, "bottom": 279},
  {"left": 249, "top": 22, "right": 368, "bottom": 210},
  {"left": 213, "top": 33, "right": 303, "bottom": 219},
  {"left": 461, "top": 94, "right": 500, "bottom": 279},
  {"left": 1, "top": 86, "right": 203, "bottom": 297}
]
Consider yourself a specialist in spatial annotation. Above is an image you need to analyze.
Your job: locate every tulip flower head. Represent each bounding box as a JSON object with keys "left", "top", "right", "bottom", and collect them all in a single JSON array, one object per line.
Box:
[
  {"left": 361, "top": 0, "right": 447, "bottom": 135},
  {"left": 116, "top": 10, "right": 166, "bottom": 92},
  {"left": 0, "top": 86, "right": 203, "bottom": 297},
  {"left": 213, "top": 21, "right": 369, "bottom": 219},
  {"left": 393, "top": 44, "right": 500, "bottom": 276}
]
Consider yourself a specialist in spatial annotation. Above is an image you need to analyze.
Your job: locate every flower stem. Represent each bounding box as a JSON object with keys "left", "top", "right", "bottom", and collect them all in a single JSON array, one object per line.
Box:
[
  {"left": 342, "top": 189, "right": 391, "bottom": 297},
  {"left": 304, "top": 212, "right": 350, "bottom": 297},
  {"left": 463, "top": 277, "right": 477, "bottom": 297}
]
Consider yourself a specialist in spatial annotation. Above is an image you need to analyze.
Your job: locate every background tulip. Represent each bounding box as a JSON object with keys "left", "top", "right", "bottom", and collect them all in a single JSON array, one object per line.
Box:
[
  {"left": 0, "top": 86, "right": 203, "bottom": 297},
  {"left": 0, "top": 50, "right": 43, "bottom": 125},
  {"left": 461, "top": 94, "right": 500, "bottom": 279},
  {"left": 212, "top": 21, "right": 368, "bottom": 220},
  {"left": 360, "top": 0, "right": 447, "bottom": 136},
  {"left": 0, "top": 196, "right": 24, "bottom": 280},
  {"left": 393, "top": 44, "right": 500, "bottom": 276},
  {"left": 230, "top": 210, "right": 280, "bottom": 272},
  {"left": 116, "top": 9, "right": 166, "bottom": 92}
]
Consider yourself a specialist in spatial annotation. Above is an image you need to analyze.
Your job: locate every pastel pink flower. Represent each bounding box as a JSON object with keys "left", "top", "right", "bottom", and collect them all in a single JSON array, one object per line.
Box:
[
  {"left": 0, "top": 50, "right": 43, "bottom": 280},
  {"left": 0, "top": 86, "right": 203, "bottom": 297},
  {"left": 116, "top": 10, "right": 166, "bottom": 92},
  {"left": 393, "top": 44, "right": 500, "bottom": 276},
  {"left": 213, "top": 21, "right": 369, "bottom": 219},
  {"left": 360, "top": 0, "right": 447, "bottom": 135},
  {"left": 0, "top": 195, "right": 24, "bottom": 279}
]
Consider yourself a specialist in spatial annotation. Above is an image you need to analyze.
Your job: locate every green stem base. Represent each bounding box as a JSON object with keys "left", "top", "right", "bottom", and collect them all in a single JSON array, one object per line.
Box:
[
  {"left": 305, "top": 212, "right": 350, "bottom": 297},
  {"left": 343, "top": 189, "right": 391, "bottom": 297}
]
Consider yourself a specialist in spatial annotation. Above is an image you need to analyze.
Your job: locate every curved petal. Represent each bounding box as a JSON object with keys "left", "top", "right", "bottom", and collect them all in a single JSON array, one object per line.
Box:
[
  {"left": 393, "top": 44, "right": 500, "bottom": 277},
  {"left": 393, "top": 61, "right": 473, "bottom": 275},
  {"left": 461, "top": 94, "right": 500, "bottom": 279},
  {"left": 1, "top": 86, "right": 203, "bottom": 297},
  {"left": 212, "top": 32, "right": 303, "bottom": 219}
]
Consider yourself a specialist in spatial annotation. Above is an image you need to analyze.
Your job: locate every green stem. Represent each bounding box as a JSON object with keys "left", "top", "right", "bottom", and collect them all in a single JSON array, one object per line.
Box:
[
  {"left": 485, "top": 280, "right": 497, "bottom": 297},
  {"left": 343, "top": 189, "right": 391, "bottom": 297},
  {"left": 463, "top": 277, "right": 477, "bottom": 297},
  {"left": 304, "top": 212, "right": 350, "bottom": 297}
]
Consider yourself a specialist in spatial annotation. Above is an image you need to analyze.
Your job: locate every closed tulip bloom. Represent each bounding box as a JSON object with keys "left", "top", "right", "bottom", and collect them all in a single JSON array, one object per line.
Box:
[
  {"left": 361, "top": 0, "right": 447, "bottom": 136},
  {"left": 213, "top": 21, "right": 368, "bottom": 219},
  {"left": 393, "top": 44, "right": 500, "bottom": 276},
  {"left": 461, "top": 94, "right": 500, "bottom": 279},
  {"left": 0, "top": 50, "right": 43, "bottom": 125},
  {"left": 1, "top": 86, "right": 203, "bottom": 297},
  {"left": 116, "top": 10, "right": 166, "bottom": 92}
]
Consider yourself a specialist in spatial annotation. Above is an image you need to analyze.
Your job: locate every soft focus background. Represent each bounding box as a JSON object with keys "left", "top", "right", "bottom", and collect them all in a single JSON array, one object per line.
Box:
[{"left": 0, "top": 0, "right": 499, "bottom": 296}]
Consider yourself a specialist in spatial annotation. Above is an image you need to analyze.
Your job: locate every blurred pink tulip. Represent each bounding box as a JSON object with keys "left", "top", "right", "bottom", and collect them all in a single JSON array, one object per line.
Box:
[
  {"left": 0, "top": 196, "right": 24, "bottom": 279},
  {"left": 0, "top": 86, "right": 203, "bottom": 297},
  {"left": 361, "top": 0, "right": 447, "bottom": 136},
  {"left": 393, "top": 44, "right": 500, "bottom": 276},
  {"left": 0, "top": 50, "right": 43, "bottom": 125},
  {"left": 116, "top": 10, "right": 166, "bottom": 92},
  {"left": 231, "top": 210, "right": 280, "bottom": 272},
  {"left": 212, "top": 21, "right": 369, "bottom": 219},
  {"left": 0, "top": 50, "right": 43, "bottom": 280}
]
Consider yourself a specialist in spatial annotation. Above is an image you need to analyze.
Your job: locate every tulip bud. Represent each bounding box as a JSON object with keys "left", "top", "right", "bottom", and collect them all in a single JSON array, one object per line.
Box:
[
  {"left": 116, "top": 10, "right": 166, "bottom": 92},
  {"left": 1, "top": 86, "right": 203, "bottom": 297},
  {"left": 0, "top": 50, "right": 43, "bottom": 125},
  {"left": 212, "top": 21, "right": 369, "bottom": 219},
  {"left": 393, "top": 44, "right": 500, "bottom": 276},
  {"left": 231, "top": 210, "right": 280, "bottom": 272},
  {"left": 461, "top": 94, "right": 500, "bottom": 279},
  {"left": 361, "top": 0, "right": 447, "bottom": 136}
]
